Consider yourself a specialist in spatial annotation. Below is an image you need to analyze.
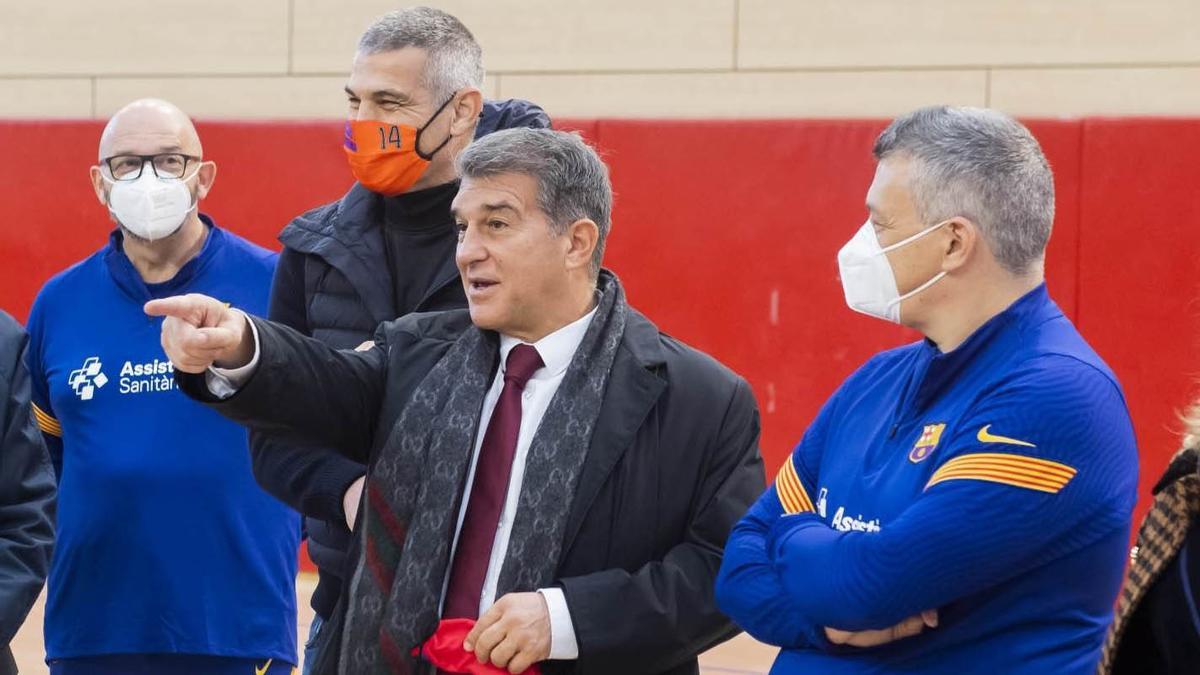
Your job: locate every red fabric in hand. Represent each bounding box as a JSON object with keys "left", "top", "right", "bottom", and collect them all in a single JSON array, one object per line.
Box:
[{"left": 411, "top": 618, "right": 542, "bottom": 675}]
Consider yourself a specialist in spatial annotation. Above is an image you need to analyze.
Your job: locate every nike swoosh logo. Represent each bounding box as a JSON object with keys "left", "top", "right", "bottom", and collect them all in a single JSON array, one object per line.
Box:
[
  {"left": 977, "top": 425, "right": 1036, "bottom": 448},
  {"left": 255, "top": 659, "right": 273, "bottom": 675}
]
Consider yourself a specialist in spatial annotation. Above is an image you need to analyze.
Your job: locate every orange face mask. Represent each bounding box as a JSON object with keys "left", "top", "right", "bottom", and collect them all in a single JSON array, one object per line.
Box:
[{"left": 343, "top": 96, "right": 455, "bottom": 196}]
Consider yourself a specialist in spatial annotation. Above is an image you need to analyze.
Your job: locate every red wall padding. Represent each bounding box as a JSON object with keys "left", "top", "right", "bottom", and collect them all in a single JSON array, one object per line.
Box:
[
  {"left": 2, "top": 117, "right": 1195, "bottom": 545},
  {"left": 1075, "top": 119, "right": 1200, "bottom": 519}
]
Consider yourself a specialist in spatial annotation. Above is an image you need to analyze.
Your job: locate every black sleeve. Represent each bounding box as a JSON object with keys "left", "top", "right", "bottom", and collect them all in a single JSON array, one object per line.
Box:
[
  {"left": 559, "top": 377, "right": 766, "bottom": 673},
  {"left": 249, "top": 249, "right": 367, "bottom": 521},
  {"left": 177, "top": 316, "right": 387, "bottom": 464},
  {"left": 0, "top": 321, "right": 55, "bottom": 645},
  {"left": 250, "top": 436, "right": 367, "bottom": 522}
]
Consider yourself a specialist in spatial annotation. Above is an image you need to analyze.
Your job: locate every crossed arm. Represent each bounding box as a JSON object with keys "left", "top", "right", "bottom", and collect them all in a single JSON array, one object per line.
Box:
[{"left": 716, "top": 366, "right": 1135, "bottom": 650}]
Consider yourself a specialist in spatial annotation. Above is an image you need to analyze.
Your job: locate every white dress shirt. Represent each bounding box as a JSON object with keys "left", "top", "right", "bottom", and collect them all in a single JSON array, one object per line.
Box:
[{"left": 208, "top": 308, "right": 598, "bottom": 660}]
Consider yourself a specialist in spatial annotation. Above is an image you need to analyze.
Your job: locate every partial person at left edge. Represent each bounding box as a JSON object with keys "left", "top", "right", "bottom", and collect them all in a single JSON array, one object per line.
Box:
[
  {"left": 0, "top": 310, "right": 56, "bottom": 675},
  {"left": 24, "top": 98, "right": 300, "bottom": 675}
]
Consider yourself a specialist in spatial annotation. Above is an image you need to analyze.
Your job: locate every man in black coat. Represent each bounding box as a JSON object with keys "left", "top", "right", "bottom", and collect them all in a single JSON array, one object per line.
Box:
[
  {"left": 149, "top": 128, "right": 765, "bottom": 675},
  {"left": 0, "top": 311, "right": 55, "bottom": 675},
  {"left": 248, "top": 7, "right": 549, "bottom": 664}
]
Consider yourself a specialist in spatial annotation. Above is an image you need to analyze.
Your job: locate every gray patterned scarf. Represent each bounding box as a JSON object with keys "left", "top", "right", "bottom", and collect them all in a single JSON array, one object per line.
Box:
[{"left": 341, "top": 272, "right": 628, "bottom": 674}]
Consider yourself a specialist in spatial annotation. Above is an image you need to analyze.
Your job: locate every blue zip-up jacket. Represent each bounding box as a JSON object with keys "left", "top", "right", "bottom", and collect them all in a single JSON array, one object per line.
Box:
[
  {"left": 716, "top": 285, "right": 1138, "bottom": 674},
  {"left": 25, "top": 220, "right": 300, "bottom": 665}
]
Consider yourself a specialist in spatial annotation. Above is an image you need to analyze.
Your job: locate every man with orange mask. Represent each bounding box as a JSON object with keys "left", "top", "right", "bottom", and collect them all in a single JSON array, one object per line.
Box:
[{"left": 246, "top": 8, "right": 549, "bottom": 672}]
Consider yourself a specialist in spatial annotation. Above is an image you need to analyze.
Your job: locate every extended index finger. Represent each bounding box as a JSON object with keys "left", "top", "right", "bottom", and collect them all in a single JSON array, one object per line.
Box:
[{"left": 144, "top": 295, "right": 199, "bottom": 320}]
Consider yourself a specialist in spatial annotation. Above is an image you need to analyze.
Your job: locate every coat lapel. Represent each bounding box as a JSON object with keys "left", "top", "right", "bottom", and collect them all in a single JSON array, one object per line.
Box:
[{"left": 560, "top": 311, "right": 666, "bottom": 556}]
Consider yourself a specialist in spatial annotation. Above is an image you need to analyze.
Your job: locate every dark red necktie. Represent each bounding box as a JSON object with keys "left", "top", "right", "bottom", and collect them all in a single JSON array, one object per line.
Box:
[{"left": 443, "top": 344, "right": 544, "bottom": 619}]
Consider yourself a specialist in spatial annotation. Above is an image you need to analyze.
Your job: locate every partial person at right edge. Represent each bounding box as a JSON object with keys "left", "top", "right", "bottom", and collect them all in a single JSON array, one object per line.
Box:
[
  {"left": 1099, "top": 401, "right": 1200, "bottom": 675},
  {"left": 246, "top": 8, "right": 549, "bottom": 670}
]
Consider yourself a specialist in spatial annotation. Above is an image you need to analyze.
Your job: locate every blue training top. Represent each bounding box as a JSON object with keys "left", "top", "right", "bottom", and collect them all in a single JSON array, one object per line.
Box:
[
  {"left": 26, "top": 219, "right": 300, "bottom": 665},
  {"left": 716, "top": 284, "right": 1138, "bottom": 674}
]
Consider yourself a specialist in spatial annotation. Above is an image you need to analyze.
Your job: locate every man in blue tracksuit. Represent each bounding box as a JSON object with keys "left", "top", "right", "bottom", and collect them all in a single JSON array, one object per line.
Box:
[
  {"left": 716, "top": 106, "right": 1138, "bottom": 674},
  {"left": 25, "top": 99, "right": 299, "bottom": 675}
]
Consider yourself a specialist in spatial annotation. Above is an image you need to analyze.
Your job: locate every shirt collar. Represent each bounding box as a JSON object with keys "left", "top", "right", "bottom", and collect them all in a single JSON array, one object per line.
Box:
[
  {"left": 103, "top": 214, "right": 222, "bottom": 303},
  {"left": 910, "top": 283, "right": 1057, "bottom": 410},
  {"left": 927, "top": 282, "right": 1053, "bottom": 359},
  {"left": 498, "top": 306, "right": 599, "bottom": 381}
]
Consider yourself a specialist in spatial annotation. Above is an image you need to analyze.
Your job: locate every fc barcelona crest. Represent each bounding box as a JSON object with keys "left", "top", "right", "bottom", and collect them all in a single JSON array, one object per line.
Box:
[{"left": 908, "top": 423, "right": 946, "bottom": 463}]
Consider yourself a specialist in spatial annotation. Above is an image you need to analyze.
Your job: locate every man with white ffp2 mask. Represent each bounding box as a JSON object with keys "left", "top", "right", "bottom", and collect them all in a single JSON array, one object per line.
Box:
[
  {"left": 100, "top": 152, "right": 202, "bottom": 241},
  {"left": 24, "top": 98, "right": 300, "bottom": 674},
  {"left": 91, "top": 103, "right": 213, "bottom": 246},
  {"left": 837, "top": 216, "right": 949, "bottom": 324},
  {"left": 717, "top": 106, "right": 1137, "bottom": 674}
]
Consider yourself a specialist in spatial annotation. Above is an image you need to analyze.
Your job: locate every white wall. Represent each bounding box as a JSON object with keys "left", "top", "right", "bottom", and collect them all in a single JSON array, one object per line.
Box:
[{"left": 2, "top": 0, "right": 1198, "bottom": 119}]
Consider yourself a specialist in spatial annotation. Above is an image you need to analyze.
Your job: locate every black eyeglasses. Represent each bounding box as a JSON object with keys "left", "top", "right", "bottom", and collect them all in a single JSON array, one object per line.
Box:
[{"left": 102, "top": 153, "right": 201, "bottom": 181}]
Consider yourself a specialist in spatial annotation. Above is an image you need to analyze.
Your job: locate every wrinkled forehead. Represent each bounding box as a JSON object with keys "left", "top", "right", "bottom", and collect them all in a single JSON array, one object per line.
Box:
[
  {"left": 451, "top": 172, "right": 540, "bottom": 219},
  {"left": 347, "top": 47, "right": 433, "bottom": 104}
]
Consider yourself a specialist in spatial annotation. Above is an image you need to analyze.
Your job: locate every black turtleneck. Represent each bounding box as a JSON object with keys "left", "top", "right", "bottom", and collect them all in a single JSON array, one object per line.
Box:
[{"left": 380, "top": 181, "right": 460, "bottom": 316}]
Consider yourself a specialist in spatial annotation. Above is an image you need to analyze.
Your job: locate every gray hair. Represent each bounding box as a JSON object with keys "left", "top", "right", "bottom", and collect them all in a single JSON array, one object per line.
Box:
[
  {"left": 457, "top": 128, "right": 613, "bottom": 277},
  {"left": 873, "top": 106, "right": 1055, "bottom": 276},
  {"left": 358, "top": 7, "right": 484, "bottom": 102}
]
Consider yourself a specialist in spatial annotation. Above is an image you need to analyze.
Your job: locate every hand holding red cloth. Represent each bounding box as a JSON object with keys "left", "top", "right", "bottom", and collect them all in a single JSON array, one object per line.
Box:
[{"left": 412, "top": 618, "right": 542, "bottom": 675}]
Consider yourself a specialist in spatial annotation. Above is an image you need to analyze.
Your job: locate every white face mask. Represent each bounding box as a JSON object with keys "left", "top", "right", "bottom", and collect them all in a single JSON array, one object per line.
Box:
[
  {"left": 837, "top": 219, "right": 948, "bottom": 323},
  {"left": 102, "top": 163, "right": 199, "bottom": 241}
]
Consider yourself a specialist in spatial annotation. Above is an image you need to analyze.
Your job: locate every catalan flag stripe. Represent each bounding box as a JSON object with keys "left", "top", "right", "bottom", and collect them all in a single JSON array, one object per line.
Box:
[
  {"left": 774, "top": 462, "right": 802, "bottom": 513},
  {"left": 926, "top": 452, "right": 1076, "bottom": 493},
  {"left": 31, "top": 403, "right": 61, "bottom": 437},
  {"left": 930, "top": 469, "right": 1065, "bottom": 493},
  {"left": 931, "top": 452, "right": 1077, "bottom": 479},
  {"left": 782, "top": 457, "right": 815, "bottom": 512},
  {"left": 783, "top": 471, "right": 813, "bottom": 512},
  {"left": 775, "top": 475, "right": 801, "bottom": 513},
  {"left": 942, "top": 452, "right": 1075, "bottom": 472},
  {"left": 931, "top": 459, "right": 1075, "bottom": 483},
  {"left": 775, "top": 455, "right": 815, "bottom": 514},
  {"left": 933, "top": 463, "right": 1068, "bottom": 485}
]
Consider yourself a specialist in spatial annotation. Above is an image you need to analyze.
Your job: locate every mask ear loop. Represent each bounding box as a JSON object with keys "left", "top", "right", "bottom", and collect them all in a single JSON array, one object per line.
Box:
[
  {"left": 881, "top": 219, "right": 953, "bottom": 308},
  {"left": 414, "top": 93, "right": 459, "bottom": 161},
  {"left": 887, "top": 270, "right": 947, "bottom": 308},
  {"left": 178, "top": 163, "right": 205, "bottom": 214},
  {"left": 876, "top": 219, "right": 950, "bottom": 256}
]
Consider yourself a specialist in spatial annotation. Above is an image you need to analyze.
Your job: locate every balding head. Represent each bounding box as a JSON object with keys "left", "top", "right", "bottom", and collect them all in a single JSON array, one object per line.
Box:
[
  {"left": 98, "top": 98, "right": 202, "bottom": 162},
  {"left": 90, "top": 98, "right": 217, "bottom": 242}
]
